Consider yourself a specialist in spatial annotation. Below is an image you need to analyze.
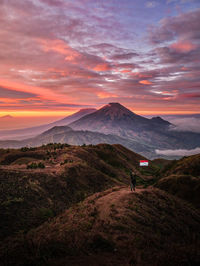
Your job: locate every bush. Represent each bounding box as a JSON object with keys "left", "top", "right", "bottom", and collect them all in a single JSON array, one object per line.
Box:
[
  {"left": 90, "top": 234, "right": 115, "bottom": 252},
  {"left": 27, "top": 162, "right": 45, "bottom": 169},
  {"left": 38, "top": 208, "right": 54, "bottom": 219},
  {"left": 38, "top": 162, "right": 45, "bottom": 169},
  {"left": 27, "top": 163, "right": 38, "bottom": 169},
  {"left": 20, "top": 147, "right": 36, "bottom": 152}
]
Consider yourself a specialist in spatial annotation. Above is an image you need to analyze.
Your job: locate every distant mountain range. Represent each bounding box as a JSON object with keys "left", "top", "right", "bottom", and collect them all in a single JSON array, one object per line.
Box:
[
  {"left": 0, "top": 108, "right": 96, "bottom": 140},
  {"left": 0, "top": 115, "right": 13, "bottom": 119},
  {"left": 1, "top": 103, "right": 200, "bottom": 159}
]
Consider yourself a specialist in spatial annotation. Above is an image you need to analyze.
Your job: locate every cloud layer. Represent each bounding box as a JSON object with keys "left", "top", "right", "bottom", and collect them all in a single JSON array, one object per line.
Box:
[
  {"left": 156, "top": 147, "right": 200, "bottom": 156},
  {"left": 169, "top": 117, "right": 200, "bottom": 133},
  {"left": 0, "top": 0, "right": 200, "bottom": 115}
]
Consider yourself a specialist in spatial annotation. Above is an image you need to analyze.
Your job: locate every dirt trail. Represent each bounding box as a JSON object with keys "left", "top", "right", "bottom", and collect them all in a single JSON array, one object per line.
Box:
[{"left": 96, "top": 187, "right": 147, "bottom": 221}]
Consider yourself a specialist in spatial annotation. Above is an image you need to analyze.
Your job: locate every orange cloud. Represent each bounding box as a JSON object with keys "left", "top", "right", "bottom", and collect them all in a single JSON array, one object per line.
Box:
[
  {"left": 139, "top": 80, "right": 153, "bottom": 85},
  {"left": 97, "top": 92, "right": 118, "bottom": 98},
  {"left": 0, "top": 78, "right": 73, "bottom": 103},
  {"left": 39, "top": 39, "right": 79, "bottom": 61},
  {"left": 170, "top": 41, "right": 196, "bottom": 53},
  {"left": 180, "top": 66, "right": 189, "bottom": 71},
  {"left": 120, "top": 69, "right": 132, "bottom": 73},
  {"left": 130, "top": 72, "right": 153, "bottom": 78},
  {"left": 93, "top": 63, "right": 111, "bottom": 72}
]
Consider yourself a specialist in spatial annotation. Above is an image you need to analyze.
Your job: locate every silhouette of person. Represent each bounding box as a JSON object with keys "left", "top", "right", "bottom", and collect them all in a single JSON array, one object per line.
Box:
[{"left": 130, "top": 170, "right": 137, "bottom": 191}]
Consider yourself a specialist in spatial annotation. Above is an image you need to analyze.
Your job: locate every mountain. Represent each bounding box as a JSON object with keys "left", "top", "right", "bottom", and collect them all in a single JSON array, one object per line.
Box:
[
  {"left": 69, "top": 102, "right": 200, "bottom": 151},
  {"left": 69, "top": 102, "right": 162, "bottom": 135},
  {"left": 0, "top": 115, "right": 13, "bottom": 119},
  {"left": 0, "top": 126, "right": 153, "bottom": 157},
  {"left": 0, "top": 108, "right": 96, "bottom": 140},
  {"left": 1, "top": 103, "right": 200, "bottom": 159}
]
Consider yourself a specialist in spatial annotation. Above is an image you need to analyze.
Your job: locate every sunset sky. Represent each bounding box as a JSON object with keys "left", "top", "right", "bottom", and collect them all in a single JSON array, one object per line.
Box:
[{"left": 0, "top": 0, "right": 200, "bottom": 125}]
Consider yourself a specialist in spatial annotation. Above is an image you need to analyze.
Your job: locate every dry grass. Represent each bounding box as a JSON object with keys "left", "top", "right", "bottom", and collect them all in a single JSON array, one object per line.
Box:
[{"left": 1, "top": 187, "right": 200, "bottom": 266}]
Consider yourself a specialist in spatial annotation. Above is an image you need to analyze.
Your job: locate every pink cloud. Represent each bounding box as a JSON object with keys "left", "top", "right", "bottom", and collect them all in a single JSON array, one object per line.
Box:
[
  {"left": 139, "top": 80, "right": 153, "bottom": 85},
  {"left": 93, "top": 63, "right": 111, "bottom": 72},
  {"left": 149, "top": 8, "right": 200, "bottom": 44},
  {"left": 170, "top": 41, "right": 197, "bottom": 52}
]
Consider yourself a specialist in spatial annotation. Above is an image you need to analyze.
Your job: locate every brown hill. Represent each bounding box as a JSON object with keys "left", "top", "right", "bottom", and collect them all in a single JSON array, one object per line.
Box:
[
  {"left": 0, "top": 144, "right": 155, "bottom": 241},
  {"left": 155, "top": 154, "right": 200, "bottom": 208},
  {"left": 161, "top": 154, "right": 200, "bottom": 177},
  {"left": 156, "top": 174, "right": 200, "bottom": 209},
  {"left": 1, "top": 187, "right": 200, "bottom": 266}
]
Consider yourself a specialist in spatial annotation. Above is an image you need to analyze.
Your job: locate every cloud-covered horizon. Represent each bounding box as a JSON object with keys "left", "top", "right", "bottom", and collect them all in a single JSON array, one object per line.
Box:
[
  {"left": 169, "top": 117, "right": 200, "bottom": 133},
  {"left": 0, "top": 0, "right": 200, "bottom": 115},
  {"left": 155, "top": 147, "right": 200, "bottom": 156}
]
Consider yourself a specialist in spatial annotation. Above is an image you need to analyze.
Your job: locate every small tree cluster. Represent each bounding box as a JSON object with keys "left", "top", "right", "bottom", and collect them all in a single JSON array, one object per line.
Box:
[
  {"left": 20, "top": 147, "right": 36, "bottom": 152},
  {"left": 44, "top": 143, "right": 70, "bottom": 150},
  {"left": 27, "top": 162, "right": 45, "bottom": 169}
]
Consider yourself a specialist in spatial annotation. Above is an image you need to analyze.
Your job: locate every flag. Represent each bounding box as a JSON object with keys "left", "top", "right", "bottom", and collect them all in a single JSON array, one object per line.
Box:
[{"left": 140, "top": 160, "right": 149, "bottom": 166}]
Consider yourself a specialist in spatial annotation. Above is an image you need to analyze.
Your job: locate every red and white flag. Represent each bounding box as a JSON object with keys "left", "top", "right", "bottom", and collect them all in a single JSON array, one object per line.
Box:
[{"left": 140, "top": 160, "right": 149, "bottom": 166}]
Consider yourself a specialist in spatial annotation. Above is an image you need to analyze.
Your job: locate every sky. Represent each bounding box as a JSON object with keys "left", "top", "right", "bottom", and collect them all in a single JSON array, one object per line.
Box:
[{"left": 0, "top": 0, "right": 200, "bottom": 126}]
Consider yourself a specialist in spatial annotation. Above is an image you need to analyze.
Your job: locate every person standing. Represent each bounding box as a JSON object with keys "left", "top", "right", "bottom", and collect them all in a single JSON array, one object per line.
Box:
[{"left": 130, "top": 170, "right": 137, "bottom": 191}]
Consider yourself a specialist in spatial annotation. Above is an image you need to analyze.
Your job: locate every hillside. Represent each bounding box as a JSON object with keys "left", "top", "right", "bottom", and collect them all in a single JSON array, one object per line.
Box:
[
  {"left": 0, "top": 144, "right": 156, "bottom": 241},
  {"left": 155, "top": 154, "right": 200, "bottom": 208},
  {"left": 160, "top": 154, "right": 200, "bottom": 177},
  {"left": 156, "top": 174, "right": 200, "bottom": 209},
  {"left": 1, "top": 187, "right": 200, "bottom": 266}
]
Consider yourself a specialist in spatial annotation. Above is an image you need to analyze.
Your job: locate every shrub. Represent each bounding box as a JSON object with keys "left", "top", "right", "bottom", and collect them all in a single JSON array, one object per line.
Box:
[
  {"left": 27, "top": 162, "right": 45, "bottom": 169},
  {"left": 90, "top": 234, "right": 115, "bottom": 252},
  {"left": 20, "top": 147, "right": 36, "bottom": 152},
  {"left": 38, "top": 208, "right": 54, "bottom": 219},
  {"left": 38, "top": 162, "right": 45, "bottom": 169},
  {"left": 27, "top": 163, "right": 38, "bottom": 169},
  {"left": 2, "top": 197, "right": 24, "bottom": 206}
]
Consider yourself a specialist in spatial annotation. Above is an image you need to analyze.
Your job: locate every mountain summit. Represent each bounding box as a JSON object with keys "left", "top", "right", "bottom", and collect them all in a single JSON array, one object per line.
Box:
[
  {"left": 69, "top": 102, "right": 164, "bottom": 136},
  {"left": 98, "top": 102, "right": 135, "bottom": 119},
  {"left": 69, "top": 102, "right": 200, "bottom": 153}
]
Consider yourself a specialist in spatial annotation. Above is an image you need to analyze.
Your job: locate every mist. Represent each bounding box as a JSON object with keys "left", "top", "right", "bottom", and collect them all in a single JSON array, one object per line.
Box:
[{"left": 155, "top": 147, "right": 200, "bottom": 156}]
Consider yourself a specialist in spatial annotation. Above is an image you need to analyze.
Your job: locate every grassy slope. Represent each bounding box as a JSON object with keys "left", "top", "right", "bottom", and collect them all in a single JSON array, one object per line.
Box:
[
  {"left": 1, "top": 145, "right": 200, "bottom": 265},
  {"left": 160, "top": 154, "right": 200, "bottom": 177},
  {"left": 156, "top": 174, "right": 200, "bottom": 209},
  {"left": 1, "top": 187, "right": 200, "bottom": 266},
  {"left": 0, "top": 143, "right": 155, "bottom": 240},
  {"left": 155, "top": 154, "right": 200, "bottom": 208}
]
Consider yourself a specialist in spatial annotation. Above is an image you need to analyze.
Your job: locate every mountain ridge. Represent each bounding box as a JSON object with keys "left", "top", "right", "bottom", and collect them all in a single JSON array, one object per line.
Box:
[{"left": 0, "top": 108, "right": 96, "bottom": 140}]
